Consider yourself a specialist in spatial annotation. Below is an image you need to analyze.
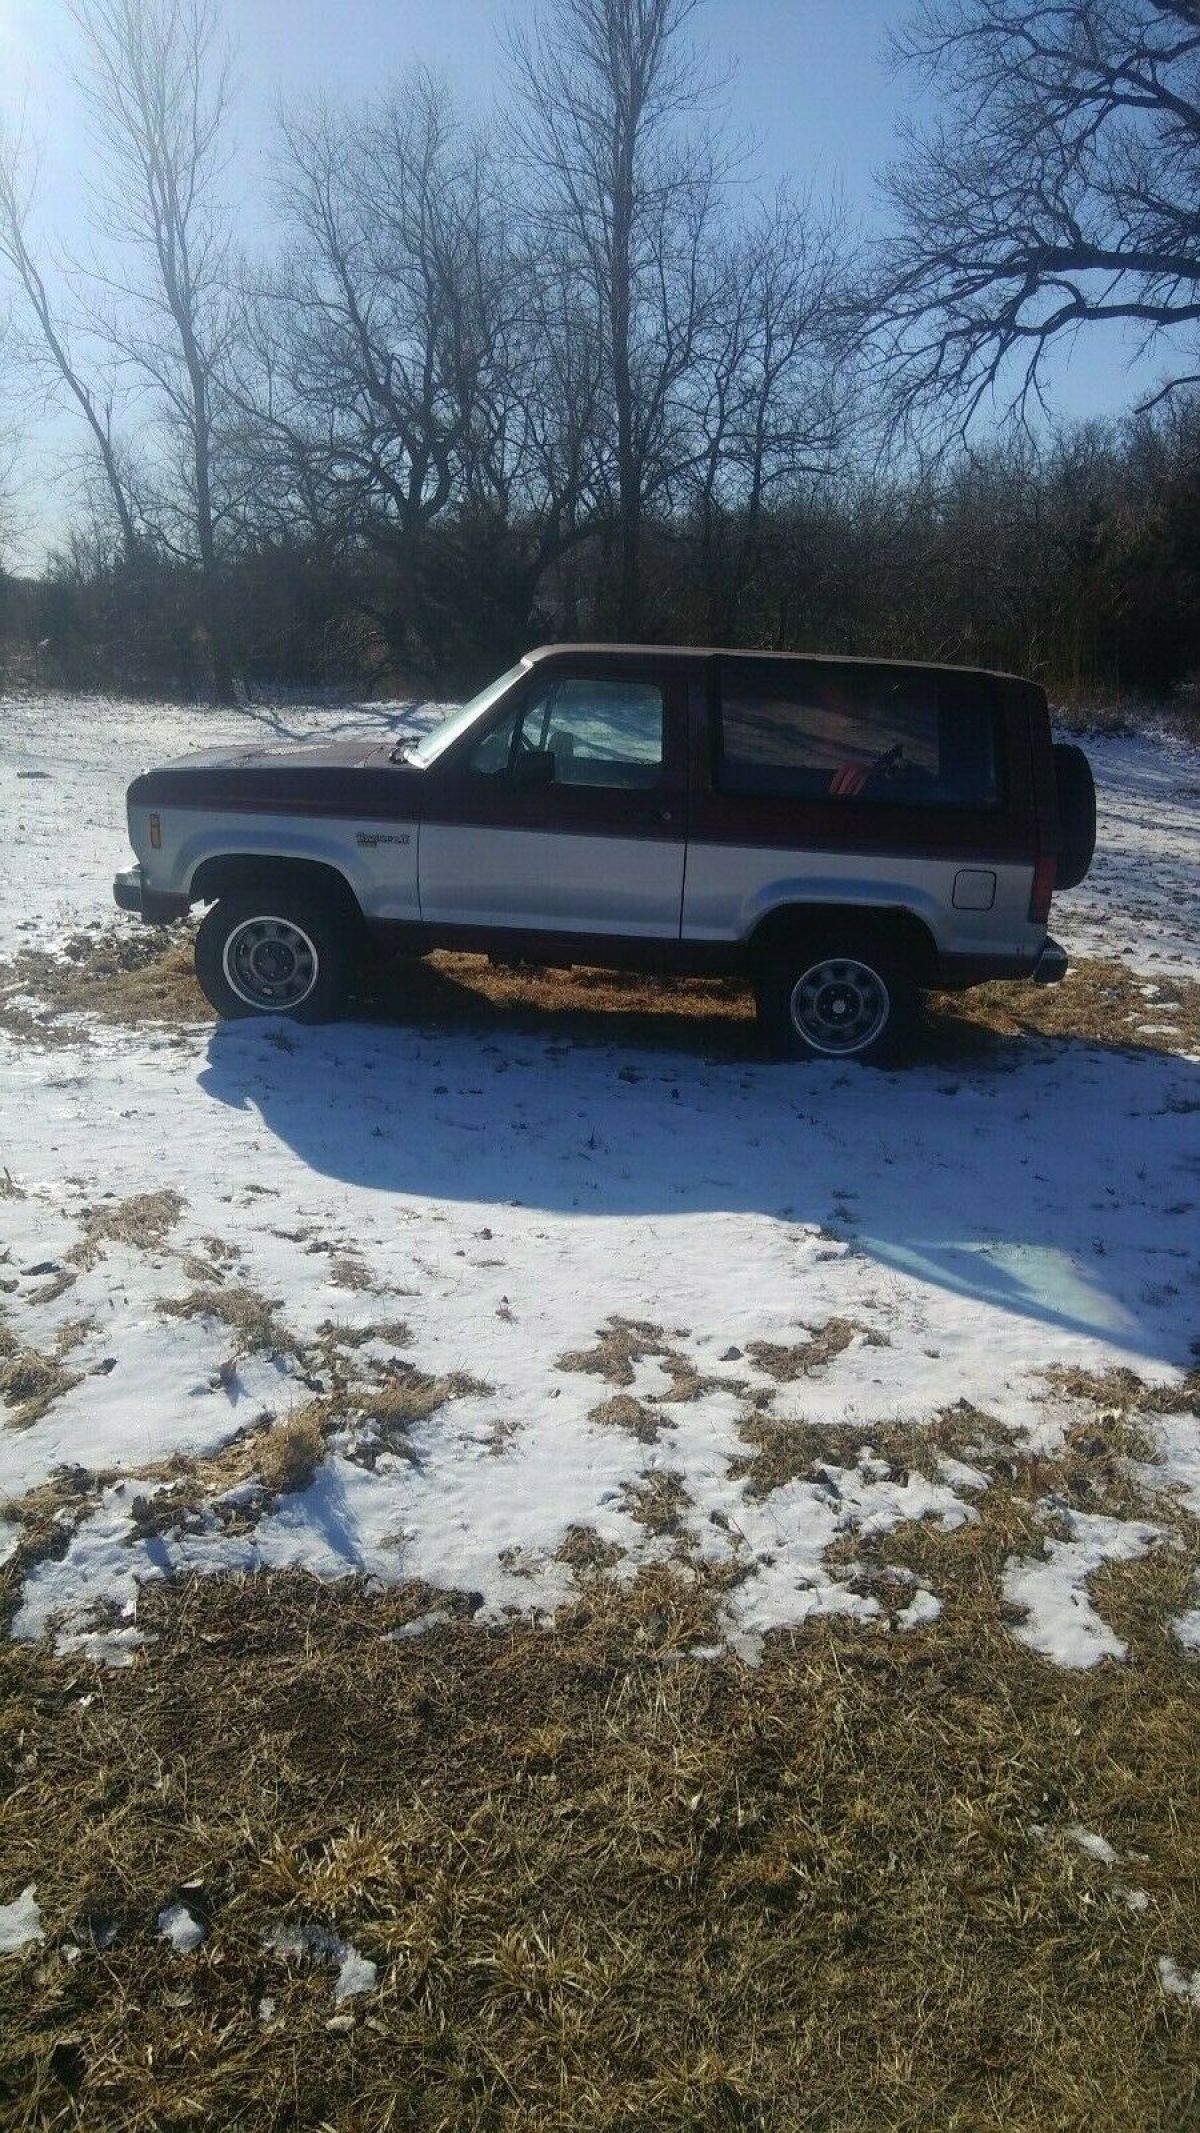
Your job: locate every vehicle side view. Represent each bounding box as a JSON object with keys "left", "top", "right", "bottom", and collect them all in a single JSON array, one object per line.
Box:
[{"left": 114, "top": 644, "right": 1096, "bottom": 1064}]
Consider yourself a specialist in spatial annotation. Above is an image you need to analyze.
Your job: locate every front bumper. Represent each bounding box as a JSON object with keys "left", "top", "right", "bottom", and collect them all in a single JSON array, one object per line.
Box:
[
  {"left": 1032, "top": 935, "right": 1069, "bottom": 985},
  {"left": 113, "top": 865, "right": 190, "bottom": 925}
]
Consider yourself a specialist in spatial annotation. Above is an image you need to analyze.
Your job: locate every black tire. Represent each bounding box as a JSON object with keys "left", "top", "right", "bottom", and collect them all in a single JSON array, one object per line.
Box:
[
  {"left": 1052, "top": 742, "right": 1097, "bottom": 890},
  {"left": 755, "top": 934, "right": 918, "bottom": 1065},
  {"left": 194, "top": 888, "right": 354, "bottom": 1022}
]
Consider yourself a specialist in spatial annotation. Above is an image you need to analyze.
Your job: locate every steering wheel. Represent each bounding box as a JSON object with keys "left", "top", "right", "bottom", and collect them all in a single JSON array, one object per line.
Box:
[
  {"left": 870, "top": 741, "right": 905, "bottom": 781},
  {"left": 830, "top": 742, "right": 905, "bottom": 798}
]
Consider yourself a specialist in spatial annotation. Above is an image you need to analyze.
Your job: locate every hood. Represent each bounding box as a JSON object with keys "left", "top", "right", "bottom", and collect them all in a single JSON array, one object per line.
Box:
[
  {"left": 127, "top": 735, "right": 420, "bottom": 815},
  {"left": 149, "top": 735, "right": 389, "bottom": 775}
]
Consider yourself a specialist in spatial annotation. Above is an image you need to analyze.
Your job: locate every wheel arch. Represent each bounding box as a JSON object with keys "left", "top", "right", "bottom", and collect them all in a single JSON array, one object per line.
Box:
[
  {"left": 188, "top": 852, "right": 367, "bottom": 935},
  {"left": 746, "top": 901, "right": 940, "bottom": 985}
]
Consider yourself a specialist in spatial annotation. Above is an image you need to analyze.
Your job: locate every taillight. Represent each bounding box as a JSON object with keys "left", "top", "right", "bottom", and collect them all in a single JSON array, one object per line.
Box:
[
  {"left": 1029, "top": 854, "right": 1055, "bottom": 923},
  {"left": 149, "top": 813, "right": 162, "bottom": 849}
]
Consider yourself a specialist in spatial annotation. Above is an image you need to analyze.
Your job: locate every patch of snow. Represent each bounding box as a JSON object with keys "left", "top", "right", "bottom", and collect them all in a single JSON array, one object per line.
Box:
[
  {"left": 387, "top": 1609, "right": 456, "bottom": 1641},
  {"left": 1172, "top": 1589, "right": 1200, "bottom": 1655},
  {"left": 0, "top": 1886, "right": 44, "bottom": 1954},
  {"left": 66, "top": 1628, "right": 147, "bottom": 1667},
  {"left": 332, "top": 1946, "right": 378, "bottom": 2002},
  {"left": 1158, "top": 1955, "right": 1200, "bottom": 2010},
  {"left": 1136, "top": 1416, "right": 1200, "bottom": 1519},
  {"left": 1051, "top": 728, "right": 1200, "bottom": 980},
  {"left": 1066, "top": 1823, "right": 1120, "bottom": 1867},
  {"left": 264, "top": 1920, "right": 377, "bottom": 2002},
  {"left": 896, "top": 1587, "right": 941, "bottom": 1630},
  {"left": 2, "top": 693, "right": 1198, "bottom": 1666},
  {"left": 937, "top": 1456, "right": 991, "bottom": 1493},
  {"left": 1002, "top": 1509, "right": 1161, "bottom": 1667},
  {"left": 0, "top": 691, "right": 431, "bottom": 962},
  {"left": 158, "top": 1901, "right": 206, "bottom": 1953},
  {"left": 1121, "top": 1888, "right": 1150, "bottom": 1914},
  {"left": 0, "top": 1517, "right": 21, "bottom": 1567}
]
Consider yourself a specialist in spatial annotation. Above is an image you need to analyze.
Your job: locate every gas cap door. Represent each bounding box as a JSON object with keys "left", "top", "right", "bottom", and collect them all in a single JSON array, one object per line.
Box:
[{"left": 952, "top": 869, "right": 997, "bottom": 911}]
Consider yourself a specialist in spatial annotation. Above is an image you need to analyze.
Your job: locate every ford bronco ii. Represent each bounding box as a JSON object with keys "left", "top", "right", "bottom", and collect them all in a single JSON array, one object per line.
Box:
[{"left": 113, "top": 644, "right": 1095, "bottom": 1063}]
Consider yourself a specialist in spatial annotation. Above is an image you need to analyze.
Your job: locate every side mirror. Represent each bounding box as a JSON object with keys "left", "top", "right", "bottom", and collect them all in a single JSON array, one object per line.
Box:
[{"left": 512, "top": 747, "right": 556, "bottom": 788}]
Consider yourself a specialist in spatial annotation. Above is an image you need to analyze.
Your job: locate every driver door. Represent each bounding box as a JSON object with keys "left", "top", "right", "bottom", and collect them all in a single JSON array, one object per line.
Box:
[{"left": 418, "top": 664, "right": 688, "bottom": 939}]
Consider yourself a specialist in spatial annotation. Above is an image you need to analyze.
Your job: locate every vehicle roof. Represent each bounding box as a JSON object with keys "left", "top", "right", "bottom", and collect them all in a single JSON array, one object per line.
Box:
[{"left": 523, "top": 642, "right": 1031, "bottom": 685}]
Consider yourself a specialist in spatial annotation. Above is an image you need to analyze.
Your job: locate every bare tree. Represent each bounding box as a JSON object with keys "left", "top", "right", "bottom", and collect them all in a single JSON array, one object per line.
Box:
[
  {"left": 507, "top": 0, "right": 729, "bottom": 635},
  {"left": 0, "top": 119, "right": 141, "bottom": 563},
  {"left": 69, "top": 0, "right": 237, "bottom": 696},
  {"left": 874, "top": 0, "right": 1200, "bottom": 433},
  {"left": 254, "top": 73, "right": 609, "bottom": 672},
  {"left": 253, "top": 78, "right": 511, "bottom": 669},
  {"left": 688, "top": 187, "right": 854, "bottom": 640}
]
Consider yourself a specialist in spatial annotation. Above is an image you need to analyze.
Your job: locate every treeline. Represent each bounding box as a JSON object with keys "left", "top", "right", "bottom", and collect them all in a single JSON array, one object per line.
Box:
[
  {"left": 7, "top": 401, "right": 1198, "bottom": 702},
  {"left": 1, "top": 0, "right": 1199, "bottom": 703}
]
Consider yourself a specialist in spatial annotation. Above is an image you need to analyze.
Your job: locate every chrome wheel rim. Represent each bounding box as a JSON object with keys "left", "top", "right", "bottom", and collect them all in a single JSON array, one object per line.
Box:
[
  {"left": 789, "top": 956, "right": 890, "bottom": 1056},
  {"left": 222, "top": 915, "right": 319, "bottom": 1011}
]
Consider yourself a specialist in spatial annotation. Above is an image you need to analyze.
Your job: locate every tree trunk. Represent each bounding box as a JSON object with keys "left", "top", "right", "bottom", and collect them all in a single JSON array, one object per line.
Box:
[
  {"left": 191, "top": 363, "right": 236, "bottom": 703},
  {"left": 611, "top": 87, "right": 641, "bottom": 639}
]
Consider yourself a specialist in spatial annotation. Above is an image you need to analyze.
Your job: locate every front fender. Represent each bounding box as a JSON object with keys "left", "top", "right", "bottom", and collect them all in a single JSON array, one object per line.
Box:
[
  {"left": 173, "top": 817, "right": 371, "bottom": 904},
  {"left": 123, "top": 798, "right": 421, "bottom": 926}
]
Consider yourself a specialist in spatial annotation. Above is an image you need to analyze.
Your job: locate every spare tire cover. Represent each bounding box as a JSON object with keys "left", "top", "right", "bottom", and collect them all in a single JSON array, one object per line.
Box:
[{"left": 1052, "top": 742, "right": 1097, "bottom": 890}]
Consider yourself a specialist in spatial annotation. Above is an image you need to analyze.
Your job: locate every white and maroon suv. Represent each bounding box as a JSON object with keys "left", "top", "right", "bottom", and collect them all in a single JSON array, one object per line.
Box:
[{"left": 113, "top": 644, "right": 1095, "bottom": 1064}]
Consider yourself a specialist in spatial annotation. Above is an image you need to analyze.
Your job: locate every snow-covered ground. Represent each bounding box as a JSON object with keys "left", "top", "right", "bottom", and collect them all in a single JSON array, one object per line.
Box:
[
  {"left": 1, "top": 691, "right": 1198, "bottom": 1668},
  {"left": 1050, "top": 726, "right": 1200, "bottom": 978}
]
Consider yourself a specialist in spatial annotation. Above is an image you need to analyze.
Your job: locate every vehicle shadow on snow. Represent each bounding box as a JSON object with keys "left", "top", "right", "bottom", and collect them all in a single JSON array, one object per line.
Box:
[{"left": 197, "top": 970, "right": 1200, "bottom": 1367}]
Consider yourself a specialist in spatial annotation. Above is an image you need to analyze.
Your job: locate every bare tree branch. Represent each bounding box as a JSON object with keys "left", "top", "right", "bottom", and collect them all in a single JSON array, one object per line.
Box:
[
  {"left": 0, "top": 116, "right": 142, "bottom": 561},
  {"left": 68, "top": 0, "right": 238, "bottom": 694},
  {"left": 871, "top": 0, "right": 1200, "bottom": 434}
]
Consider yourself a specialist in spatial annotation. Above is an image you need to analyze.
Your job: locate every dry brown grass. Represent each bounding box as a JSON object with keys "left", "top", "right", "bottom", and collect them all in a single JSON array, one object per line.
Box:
[
  {"left": 745, "top": 1316, "right": 879, "bottom": 1382},
  {"left": 1, "top": 1545, "right": 1199, "bottom": 2133},
  {"left": 352, "top": 1365, "right": 491, "bottom": 1460},
  {"left": 1044, "top": 1361, "right": 1200, "bottom": 1422},
  {"left": 3, "top": 921, "right": 1197, "bottom": 1065},
  {"left": 934, "top": 958, "right": 1200, "bottom": 1056},
  {"left": 67, "top": 1189, "right": 185, "bottom": 1270},
  {"left": 622, "top": 1467, "right": 693, "bottom": 1539},
  {"left": 397, "top": 952, "right": 756, "bottom": 1057},
  {"left": 730, "top": 1404, "right": 998, "bottom": 1502},
  {"left": 559, "top": 1317, "right": 723, "bottom": 1406},
  {"left": 255, "top": 1405, "right": 327, "bottom": 1496},
  {"left": 0, "top": 927, "right": 202, "bottom": 1045},
  {"left": 408, "top": 948, "right": 1199, "bottom": 1064},
  {"left": 589, "top": 1392, "right": 668, "bottom": 1443},
  {"left": 0, "top": 1319, "right": 83, "bottom": 1430},
  {"left": 327, "top": 1253, "right": 375, "bottom": 1293},
  {"left": 157, "top": 1282, "right": 296, "bottom": 1360}
]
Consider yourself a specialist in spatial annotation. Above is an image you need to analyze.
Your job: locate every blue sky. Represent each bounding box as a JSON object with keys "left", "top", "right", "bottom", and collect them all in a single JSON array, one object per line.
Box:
[{"left": 0, "top": 0, "right": 1160, "bottom": 568}]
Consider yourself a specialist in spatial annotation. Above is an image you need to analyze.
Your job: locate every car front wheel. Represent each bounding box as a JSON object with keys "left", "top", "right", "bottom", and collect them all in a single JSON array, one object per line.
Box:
[
  {"left": 194, "top": 889, "right": 353, "bottom": 1022},
  {"left": 755, "top": 937, "right": 917, "bottom": 1065}
]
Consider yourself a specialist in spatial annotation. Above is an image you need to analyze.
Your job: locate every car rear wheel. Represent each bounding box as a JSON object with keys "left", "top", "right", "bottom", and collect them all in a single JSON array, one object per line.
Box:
[
  {"left": 755, "top": 936, "right": 918, "bottom": 1065},
  {"left": 195, "top": 889, "right": 353, "bottom": 1022}
]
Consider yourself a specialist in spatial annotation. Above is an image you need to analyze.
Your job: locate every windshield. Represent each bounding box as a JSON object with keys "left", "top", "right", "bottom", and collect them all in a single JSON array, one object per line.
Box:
[{"left": 403, "top": 662, "right": 529, "bottom": 768}]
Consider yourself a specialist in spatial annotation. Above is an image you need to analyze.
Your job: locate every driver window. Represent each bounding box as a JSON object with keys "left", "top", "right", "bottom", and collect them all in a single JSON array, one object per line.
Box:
[{"left": 467, "top": 677, "right": 665, "bottom": 790}]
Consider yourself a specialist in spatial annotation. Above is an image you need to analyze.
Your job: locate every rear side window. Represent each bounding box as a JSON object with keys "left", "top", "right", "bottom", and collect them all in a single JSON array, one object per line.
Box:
[{"left": 717, "top": 662, "right": 1001, "bottom": 809}]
